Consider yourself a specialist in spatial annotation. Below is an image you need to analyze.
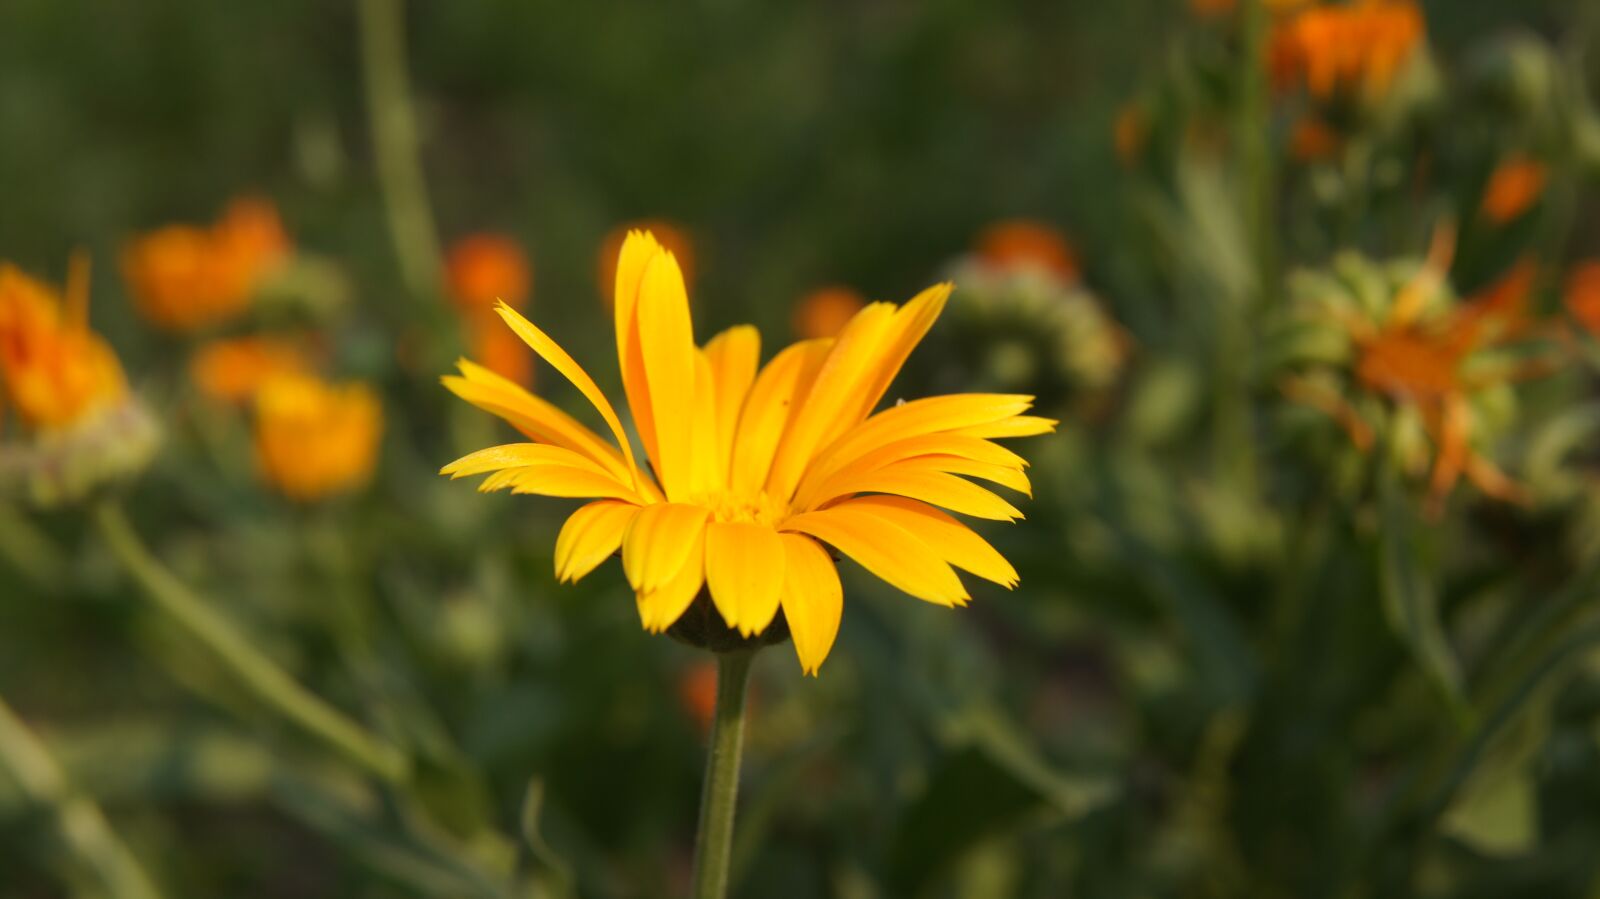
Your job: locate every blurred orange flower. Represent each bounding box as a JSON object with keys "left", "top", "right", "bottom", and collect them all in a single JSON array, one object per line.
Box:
[
  {"left": 1564, "top": 261, "right": 1600, "bottom": 336},
  {"left": 1479, "top": 156, "right": 1547, "bottom": 224},
  {"left": 0, "top": 257, "right": 128, "bottom": 432},
  {"left": 677, "top": 661, "right": 718, "bottom": 732},
  {"left": 792, "top": 286, "right": 866, "bottom": 340},
  {"left": 1269, "top": 1, "right": 1424, "bottom": 102},
  {"left": 189, "top": 336, "right": 313, "bottom": 404},
  {"left": 445, "top": 233, "right": 531, "bottom": 314},
  {"left": 598, "top": 220, "right": 694, "bottom": 309},
  {"left": 975, "top": 220, "right": 1079, "bottom": 281},
  {"left": 254, "top": 374, "right": 382, "bottom": 502},
  {"left": 121, "top": 197, "right": 290, "bottom": 332},
  {"left": 1291, "top": 118, "right": 1340, "bottom": 160},
  {"left": 1113, "top": 104, "right": 1147, "bottom": 167},
  {"left": 467, "top": 321, "right": 534, "bottom": 386}
]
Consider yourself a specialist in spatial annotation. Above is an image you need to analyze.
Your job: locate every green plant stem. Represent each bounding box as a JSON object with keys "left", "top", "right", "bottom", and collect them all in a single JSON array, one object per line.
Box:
[
  {"left": 689, "top": 649, "right": 757, "bottom": 899},
  {"left": 357, "top": 0, "right": 443, "bottom": 300},
  {"left": 0, "top": 694, "right": 164, "bottom": 899},
  {"left": 92, "top": 501, "right": 409, "bottom": 784}
]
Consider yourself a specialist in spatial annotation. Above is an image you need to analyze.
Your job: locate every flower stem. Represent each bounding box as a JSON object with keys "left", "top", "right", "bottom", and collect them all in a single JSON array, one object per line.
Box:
[
  {"left": 689, "top": 649, "right": 757, "bottom": 899},
  {"left": 92, "top": 501, "right": 409, "bottom": 784},
  {"left": 357, "top": 0, "right": 443, "bottom": 300},
  {"left": 0, "top": 693, "right": 164, "bottom": 899}
]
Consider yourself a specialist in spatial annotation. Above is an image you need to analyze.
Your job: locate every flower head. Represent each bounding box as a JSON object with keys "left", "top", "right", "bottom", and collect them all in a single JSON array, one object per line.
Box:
[
  {"left": 1269, "top": 1, "right": 1425, "bottom": 102},
  {"left": 190, "top": 335, "right": 313, "bottom": 404},
  {"left": 1281, "top": 226, "right": 1557, "bottom": 512},
  {"left": 0, "top": 257, "right": 159, "bottom": 504},
  {"left": 121, "top": 197, "right": 290, "bottom": 331},
  {"left": 255, "top": 374, "right": 382, "bottom": 502},
  {"left": 792, "top": 286, "right": 866, "bottom": 340},
  {"left": 442, "top": 231, "right": 1053, "bottom": 674}
]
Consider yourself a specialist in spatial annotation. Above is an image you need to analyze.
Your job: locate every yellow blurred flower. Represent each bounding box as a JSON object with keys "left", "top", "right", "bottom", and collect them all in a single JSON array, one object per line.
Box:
[
  {"left": 1479, "top": 155, "right": 1547, "bottom": 224},
  {"left": 189, "top": 335, "right": 314, "bottom": 405},
  {"left": 442, "top": 231, "right": 1053, "bottom": 674},
  {"left": 1269, "top": 0, "right": 1424, "bottom": 102},
  {"left": 254, "top": 374, "right": 382, "bottom": 502},
  {"left": 974, "top": 220, "right": 1080, "bottom": 282},
  {"left": 598, "top": 220, "right": 694, "bottom": 309},
  {"left": 1283, "top": 227, "right": 1557, "bottom": 513},
  {"left": 445, "top": 233, "right": 532, "bottom": 314},
  {"left": 792, "top": 286, "right": 866, "bottom": 340},
  {"left": 0, "top": 258, "right": 127, "bottom": 431},
  {"left": 121, "top": 197, "right": 290, "bottom": 332}
]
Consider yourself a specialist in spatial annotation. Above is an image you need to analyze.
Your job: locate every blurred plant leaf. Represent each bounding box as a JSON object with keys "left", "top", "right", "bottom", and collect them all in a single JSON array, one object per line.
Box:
[
  {"left": 519, "top": 778, "right": 574, "bottom": 899},
  {"left": 1377, "top": 465, "right": 1466, "bottom": 718}
]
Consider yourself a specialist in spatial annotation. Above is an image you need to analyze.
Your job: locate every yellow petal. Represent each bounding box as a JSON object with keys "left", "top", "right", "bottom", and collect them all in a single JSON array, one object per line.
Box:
[
  {"left": 813, "top": 394, "right": 1037, "bottom": 480},
  {"left": 689, "top": 351, "right": 724, "bottom": 495},
  {"left": 482, "top": 465, "right": 646, "bottom": 503},
  {"left": 704, "top": 325, "right": 760, "bottom": 479},
  {"left": 820, "top": 466, "right": 1023, "bottom": 521},
  {"left": 555, "top": 500, "right": 640, "bottom": 583},
  {"left": 835, "top": 496, "right": 1018, "bottom": 589},
  {"left": 442, "top": 361, "right": 635, "bottom": 485},
  {"left": 778, "top": 534, "right": 843, "bottom": 675},
  {"left": 622, "top": 502, "right": 709, "bottom": 592},
  {"left": 636, "top": 252, "right": 697, "bottom": 501},
  {"left": 613, "top": 231, "right": 663, "bottom": 474},
  {"left": 782, "top": 507, "right": 968, "bottom": 606},
  {"left": 888, "top": 454, "right": 1032, "bottom": 496},
  {"left": 493, "top": 304, "right": 646, "bottom": 492},
  {"left": 950, "top": 415, "right": 1059, "bottom": 439},
  {"left": 636, "top": 526, "right": 706, "bottom": 633},
  {"left": 441, "top": 442, "right": 617, "bottom": 481},
  {"left": 844, "top": 283, "right": 951, "bottom": 426},
  {"left": 765, "top": 302, "right": 898, "bottom": 501},
  {"left": 704, "top": 521, "right": 786, "bottom": 636},
  {"left": 795, "top": 433, "right": 1026, "bottom": 509},
  {"left": 729, "top": 338, "right": 833, "bottom": 496}
]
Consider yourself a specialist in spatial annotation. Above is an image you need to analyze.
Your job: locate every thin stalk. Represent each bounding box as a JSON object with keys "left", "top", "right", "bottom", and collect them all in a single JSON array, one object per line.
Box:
[
  {"left": 689, "top": 649, "right": 757, "bottom": 899},
  {"left": 92, "top": 501, "right": 409, "bottom": 784},
  {"left": 0, "top": 694, "right": 164, "bottom": 899},
  {"left": 358, "top": 0, "right": 443, "bottom": 300}
]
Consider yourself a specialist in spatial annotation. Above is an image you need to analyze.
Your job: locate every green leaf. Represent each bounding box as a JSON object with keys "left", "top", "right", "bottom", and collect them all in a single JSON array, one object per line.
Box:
[{"left": 1377, "top": 466, "right": 1466, "bottom": 717}]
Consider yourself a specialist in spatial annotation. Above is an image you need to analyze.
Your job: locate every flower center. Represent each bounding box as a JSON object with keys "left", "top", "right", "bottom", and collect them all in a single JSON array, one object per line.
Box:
[{"left": 700, "top": 490, "right": 789, "bottom": 527}]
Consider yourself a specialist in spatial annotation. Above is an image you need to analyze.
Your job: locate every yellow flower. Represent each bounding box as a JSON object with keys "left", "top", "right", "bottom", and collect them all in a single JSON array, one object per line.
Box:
[
  {"left": 442, "top": 231, "right": 1054, "bottom": 674},
  {"left": 121, "top": 197, "right": 290, "bottom": 332},
  {"left": 1269, "top": 1, "right": 1424, "bottom": 102},
  {"left": 0, "top": 258, "right": 127, "bottom": 431},
  {"left": 254, "top": 374, "right": 382, "bottom": 502},
  {"left": 1479, "top": 155, "right": 1547, "bottom": 225},
  {"left": 792, "top": 286, "right": 866, "bottom": 340},
  {"left": 597, "top": 220, "right": 694, "bottom": 310},
  {"left": 189, "top": 335, "right": 314, "bottom": 404}
]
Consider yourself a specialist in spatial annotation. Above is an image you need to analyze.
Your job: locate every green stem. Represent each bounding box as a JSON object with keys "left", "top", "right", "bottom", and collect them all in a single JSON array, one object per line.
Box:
[
  {"left": 92, "top": 502, "right": 409, "bottom": 784},
  {"left": 689, "top": 650, "right": 757, "bottom": 899},
  {"left": 357, "top": 0, "right": 443, "bottom": 300},
  {"left": 0, "top": 694, "right": 164, "bottom": 899}
]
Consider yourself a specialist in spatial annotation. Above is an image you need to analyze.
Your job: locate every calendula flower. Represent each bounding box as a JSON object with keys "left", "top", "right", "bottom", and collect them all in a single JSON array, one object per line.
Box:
[
  {"left": 1269, "top": 1, "right": 1425, "bottom": 102},
  {"left": 1565, "top": 261, "right": 1600, "bottom": 337},
  {"left": 189, "top": 335, "right": 313, "bottom": 404},
  {"left": 254, "top": 374, "right": 382, "bottom": 502},
  {"left": 445, "top": 233, "right": 534, "bottom": 384},
  {"left": 792, "top": 286, "right": 866, "bottom": 340},
  {"left": 598, "top": 220, "right": 694, "bottom": 309},
  {"left": 442, "top": 231, "right": 1053, "bottom": 674},
  {"left": 1281, "top": 226, "right": 1558, "bottom": 513},
  {"left": 1479, "top": 155, "right": 1547, "bottom": 224},
  {"left": 0, "top": 257, "right": 159, "bottom": 504},
  {"left": 121, "top": 197, "right": 290, "bottom": 332},
  {"left": 974, "top": 220, "right": 1080, "bottom": 282}
]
